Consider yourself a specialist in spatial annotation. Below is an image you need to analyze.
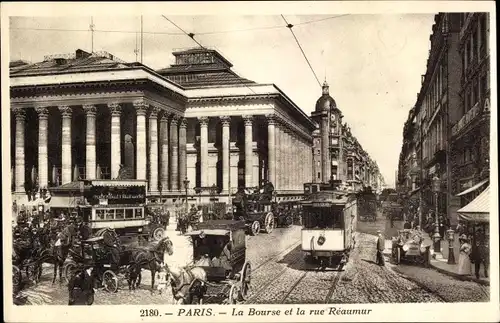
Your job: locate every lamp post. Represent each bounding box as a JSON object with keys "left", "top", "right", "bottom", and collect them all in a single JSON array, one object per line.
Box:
[
  {"left": 432, "top": 175, "right": 441, "bottom": 253},
  {"left": 183, "top": 177, "right": 190, "bottom": 212},
  {"left": 446, "top": 229, "right": 456, "bottom": 264}
]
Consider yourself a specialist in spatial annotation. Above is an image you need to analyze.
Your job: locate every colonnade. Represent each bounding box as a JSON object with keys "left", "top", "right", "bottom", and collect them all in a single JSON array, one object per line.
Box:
[{"left": 12, "top": 106, "right": 313, "bottom": 196}]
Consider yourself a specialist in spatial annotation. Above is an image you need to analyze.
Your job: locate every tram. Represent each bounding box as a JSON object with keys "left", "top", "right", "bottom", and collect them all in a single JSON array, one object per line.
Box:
[{"left": 301, "top": 183, "right": 357, "bottom": 268}]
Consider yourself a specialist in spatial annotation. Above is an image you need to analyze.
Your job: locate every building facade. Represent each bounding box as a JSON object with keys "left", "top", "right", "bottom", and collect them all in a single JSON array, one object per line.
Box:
[
  {"left": 449, "top": 13, "right": 490, "bottom": 214},
  {"left": 311, "top": 82, "right": 383, "bottom": 191},
  {"left": 397, "top": 12, "right": 491, "bottom": 236},
  {"left": 10, "top": 48, "right": 316, "bottom": 206}
]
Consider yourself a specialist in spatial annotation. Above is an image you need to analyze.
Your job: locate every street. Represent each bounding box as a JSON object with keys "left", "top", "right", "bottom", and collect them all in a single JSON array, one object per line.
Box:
[{"left": 15, "top": 216, "right": 489, "bottom": 305}]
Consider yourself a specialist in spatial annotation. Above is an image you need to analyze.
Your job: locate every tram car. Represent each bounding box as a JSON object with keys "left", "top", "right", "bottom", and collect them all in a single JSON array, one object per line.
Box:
[
  {"left": 300, "top": 184, "right": 357, "bottom": 269},
  {"left": 356, "top": 187, "right": 378, "bottom": 222}
]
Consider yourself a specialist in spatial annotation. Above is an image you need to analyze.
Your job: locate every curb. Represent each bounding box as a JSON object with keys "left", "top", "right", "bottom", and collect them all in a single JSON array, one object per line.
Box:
[{"left": 429, "top": 262, "right": 490, "bottom": 286}]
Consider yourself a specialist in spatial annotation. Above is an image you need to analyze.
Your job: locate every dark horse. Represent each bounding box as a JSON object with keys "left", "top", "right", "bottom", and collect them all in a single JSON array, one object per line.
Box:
[
  {"left": 127, "top": 237, "right": 174, "bottom": 292},
  {"left": 49, "top": 223, "right": 79, "bottom": 284},
  {"left": 67, "top": 265, "right": 95, "bottom": 305}
]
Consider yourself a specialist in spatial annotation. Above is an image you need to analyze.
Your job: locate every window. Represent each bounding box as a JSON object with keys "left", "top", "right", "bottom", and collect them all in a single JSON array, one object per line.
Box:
[
  {"left": 135, "top": 208, "right": 143, "bottom": 218},
  {"left": 105, "top": 210, "right": 114, "bottom": 220},
  {"left": 96, "top": 209, "right": 105, "bottom": 220},
  {"left": 317, "top": 172, "right": 321, "bottom": 179},
  {"left": 473, "top": 81, "right": 479, "bottom": 106},
  {"left": 115, "top": 209, "right": 124, "bottom": 219},
  {"left": 125, "top": 209, "right": 134, "bottom": 219},
  {"left": 480, "top": 74, "right": 488, "bottom": 99},
  {"left": 480, "top": 14, "right": 488, "bottom": 56}
]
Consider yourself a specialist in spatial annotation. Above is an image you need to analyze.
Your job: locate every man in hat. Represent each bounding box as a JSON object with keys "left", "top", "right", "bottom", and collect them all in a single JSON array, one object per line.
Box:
[{"left": 376, "top": 230, "right": 385, "bottom": 266}]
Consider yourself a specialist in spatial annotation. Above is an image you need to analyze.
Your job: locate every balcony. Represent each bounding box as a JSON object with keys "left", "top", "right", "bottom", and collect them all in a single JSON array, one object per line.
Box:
[{"left": 451, "top": 102, "right": 481, "bottom": 137}]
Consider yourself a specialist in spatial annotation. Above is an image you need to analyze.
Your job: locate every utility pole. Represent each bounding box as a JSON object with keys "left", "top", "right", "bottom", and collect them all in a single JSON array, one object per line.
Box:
[
  {"left": 90, "top": 17, "right": 95, "bottom": 53},
  {"left": 140, "top": 15, "right": 144, "bottom": 63}
]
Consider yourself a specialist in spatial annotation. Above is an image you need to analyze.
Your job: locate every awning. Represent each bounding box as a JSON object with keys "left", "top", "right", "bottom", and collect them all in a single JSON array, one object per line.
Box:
[
  {"left": 456, "top": 179, "right": 489, "bottom": 196},
  {"left": 457, "top": 186, "right": 490, "bottom": 223}
]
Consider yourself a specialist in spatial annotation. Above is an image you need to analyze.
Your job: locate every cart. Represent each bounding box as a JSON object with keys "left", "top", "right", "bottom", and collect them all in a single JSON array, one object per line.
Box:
[
  {"left": 64, "top": 236, "right": 137, "bottom": 293},
  {"left": 184, "top": 220, "right": 251, "bottom": 304}
]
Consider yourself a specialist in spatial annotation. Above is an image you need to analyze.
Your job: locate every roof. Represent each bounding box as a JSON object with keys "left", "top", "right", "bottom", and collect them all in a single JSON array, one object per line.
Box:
[
  {"left": 10, "top": 49, "right": 132, "bottom": 77},
  {"left": 157, "top": 47, "right": 256, "bottom": 88},
  {"left": 458, "top": 186, "right": 490, "bottom": 222},
  {"left": 48, "top": 181, "right": 88, "bottom": 193},
  {"left": 161, "top": 71, "right": 256, "bottom": 88},
  {"left": 196, "top": 220, "right": 247, "bottom": 231}
]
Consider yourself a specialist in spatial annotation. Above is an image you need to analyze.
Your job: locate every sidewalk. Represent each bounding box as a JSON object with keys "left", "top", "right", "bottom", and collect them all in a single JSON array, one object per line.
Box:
[{"left": 382, "top": 233, "right": 489, "bottom": 286}]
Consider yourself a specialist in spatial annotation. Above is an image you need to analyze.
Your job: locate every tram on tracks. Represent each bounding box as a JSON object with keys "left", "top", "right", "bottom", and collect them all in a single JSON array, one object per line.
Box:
[{"left": 301, "top": 182, "right": 357, "bottom": 269}]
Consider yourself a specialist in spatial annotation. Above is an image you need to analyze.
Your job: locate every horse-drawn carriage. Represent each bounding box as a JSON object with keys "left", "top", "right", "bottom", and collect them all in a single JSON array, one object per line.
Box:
[
  {"left": 64, "top": 227, "right": 173, "bottom": 293},
  {"left": 173, "top": 220, "right": 251, "bottom": 304},
  {"left": 391, "top": 229, "right": 431, "bottom": 266},
  {"left": 232, "top": 182, "right": 276, "bottom": 235}
]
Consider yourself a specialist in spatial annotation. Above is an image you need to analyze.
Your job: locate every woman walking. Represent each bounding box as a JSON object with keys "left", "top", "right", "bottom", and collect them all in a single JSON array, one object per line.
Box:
[{"left": 457, "top": 234, "right": 472, "bottom": 276}]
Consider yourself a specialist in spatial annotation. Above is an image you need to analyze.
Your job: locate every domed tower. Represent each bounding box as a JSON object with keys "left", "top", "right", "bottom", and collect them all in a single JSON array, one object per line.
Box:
[{"left": 310, "top": 80, "right": 343, "bottom": 183}]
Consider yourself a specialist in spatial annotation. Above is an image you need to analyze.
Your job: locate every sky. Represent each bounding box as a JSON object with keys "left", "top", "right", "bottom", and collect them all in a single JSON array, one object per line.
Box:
[{"left": 9, "top": 14, "right": 436, "bottom": 187}]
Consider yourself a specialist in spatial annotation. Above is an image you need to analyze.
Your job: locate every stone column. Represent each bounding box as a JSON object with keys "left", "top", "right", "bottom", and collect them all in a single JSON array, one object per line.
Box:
[
  {"left": 220, "top": 116, "right": 231, "bottom": 193},
  {"left": 58, "top": 106, "right": 72, "bottom": 184},
  {"left": 243, "top": 115, "right": 254, "bottom": 188},
  {"left": 178, "top": 117, "right": 188, "bottom": 189},
  {"left": 292, "top": 134, "right": 297, "bottom": 190},
  {"left": 35, "top": 107, "right": 49, "bottom": 188},
  {"left": 134, "top": 101, "right": 148, "bottom": 180},
  {"left": 83, "top": 105, "right": 97, "bottom": 180},
  {"left": 170, "top": 116, "right": 179, "bottom": 191},
  {"left": 160, "top": 113, "right": 169, "bottom": 189},
  {"left": 284, "top": 128, "right": 290, "bottom": 191},
  {"left": 13, "top": 108, "right": 26, "bottom": 193},
  {"left": 109, "top": 103, "right": 121, "bottom": 179},
  {"left": 280, "top": 125, "right": 287, "bottom": 190},
  {"left": 148, "top": 107, "right": 159, "bottom": 193},
  {"left": 198, "top": 116, "right": 209, "bottom": 188},
  {"left": 266, "top": 114, "right": 276, "bottom": 186},
  {"left": 275, "top": 123, "right": 281, "bottom": 190}
]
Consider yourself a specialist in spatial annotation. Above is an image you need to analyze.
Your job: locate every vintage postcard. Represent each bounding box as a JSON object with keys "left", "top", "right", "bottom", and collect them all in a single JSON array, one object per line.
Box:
[{"left": 2, "top": 1, "right": 498, "bottom": 322}]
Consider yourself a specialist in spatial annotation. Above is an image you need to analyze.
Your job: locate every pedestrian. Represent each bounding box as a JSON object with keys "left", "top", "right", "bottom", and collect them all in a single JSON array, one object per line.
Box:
[
  {"left": 457, "top": 234, "right": 472, "bottom": 276},
  {"left": 470, "top": 228, "right": 489, "bottom": 279},
  {"left": 376, "top": 230, "right": 385, "bottom": 266}
]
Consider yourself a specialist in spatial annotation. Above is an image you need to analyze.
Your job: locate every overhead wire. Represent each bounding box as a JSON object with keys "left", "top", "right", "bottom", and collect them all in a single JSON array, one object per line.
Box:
[
  {"left": 10, "top": 15, "right": 350, "bottom": 36},
  {"left": 281, "top": 14, "right": 322, "bottom": 88}
]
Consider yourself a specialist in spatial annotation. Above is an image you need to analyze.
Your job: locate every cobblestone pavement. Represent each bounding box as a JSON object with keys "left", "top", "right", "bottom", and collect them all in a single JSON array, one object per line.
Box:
[
  {"left": 247, "top": 231, "right": 442, "bottom": 304},
  {"left": 13, "top": 225, "right": 302, "bottom": 305}
]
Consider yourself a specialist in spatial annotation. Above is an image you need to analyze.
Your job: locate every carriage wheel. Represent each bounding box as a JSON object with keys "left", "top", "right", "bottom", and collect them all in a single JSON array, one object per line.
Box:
[
  {"left": 250, "top": 221, "right": 260, "bottom": 236},
  {"left": 153, "top": 227, "right": 165, "bottom": 241},
  {"left": 64, "top": 261, "right": 78, "bottom": 284},
  {"left": 103, "top": 270, "right": 118, "bottom": 293},
  {"left": 29, "top": 263, "right": 42, "bottom": 284},
  {"left": 264, "top": 212, "right": 274, "bottom": 234},
  {"left": 13, "top": 265, "right": 21, "bottom": 289},
  {"left": 239, "top": 262, "right": 251, "bottom": 301},
  {"left": 228, "top": 284, "right": 239, "bottom": 304}
]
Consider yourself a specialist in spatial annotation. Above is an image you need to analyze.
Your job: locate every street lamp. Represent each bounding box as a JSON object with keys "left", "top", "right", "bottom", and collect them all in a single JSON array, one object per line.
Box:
[
  {"left": 432, "top": 175, "right": 442, "bottom": 253},
  {"left": 446, "top": 228, "right": 456, "bottom": 264},
  {"left": 183, "top": 177, "right": 190, "bottom": 211}
]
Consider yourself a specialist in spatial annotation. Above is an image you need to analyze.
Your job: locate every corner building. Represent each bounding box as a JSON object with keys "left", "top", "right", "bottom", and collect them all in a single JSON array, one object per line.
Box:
[
  {"left": 311, "top": 82, "right": 383, "bottom": 191},
  {"left": 10, "top": 48, "right": 315, "bottom": 206}
]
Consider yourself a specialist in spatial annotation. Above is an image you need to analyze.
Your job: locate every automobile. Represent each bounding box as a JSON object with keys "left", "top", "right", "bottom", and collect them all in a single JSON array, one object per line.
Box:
[{"left": 391, "top": 229, "right": 431, "bottom": 267}]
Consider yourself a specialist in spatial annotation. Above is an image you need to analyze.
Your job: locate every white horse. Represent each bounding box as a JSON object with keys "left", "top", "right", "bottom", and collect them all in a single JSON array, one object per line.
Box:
[{"left": 165, "top": 263, "right": 208, "bottom": 304}]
